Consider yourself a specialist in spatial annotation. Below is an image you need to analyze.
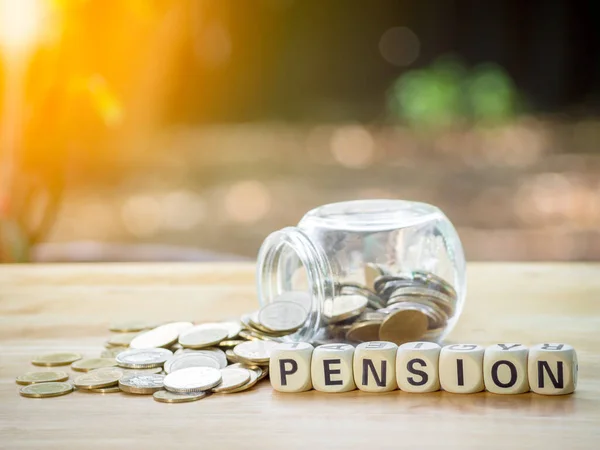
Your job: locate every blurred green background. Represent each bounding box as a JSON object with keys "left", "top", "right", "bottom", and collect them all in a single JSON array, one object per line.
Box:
[{"left": 1, "top": 0, "right": 599, "bottom": 262}]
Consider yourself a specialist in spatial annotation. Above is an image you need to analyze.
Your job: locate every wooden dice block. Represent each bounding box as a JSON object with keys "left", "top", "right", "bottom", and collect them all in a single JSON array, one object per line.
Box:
[
  {"left": 439, "top": 344, "right": 485, "bottom": 394},
  {"left": 528, "top": 343, "right": 578, "bottom": 395},
  {"left": 483, "top": 344, "right": 529, "bottom": 394},
  {"left": 396, "top": 341, "right": 441, "bottom": 393},
  {"left": 353, "top": 341, "right": 398, "bottom": 392},
  {"left": 269, "top": 342, "right": 313, "bottom": 393},
  {"left": 311, "top": 343, "right": 356, "bottom": 393}
]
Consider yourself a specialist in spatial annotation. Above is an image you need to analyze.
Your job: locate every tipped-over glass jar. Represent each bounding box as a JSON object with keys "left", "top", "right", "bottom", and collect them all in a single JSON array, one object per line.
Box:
[{"left": 254, "top": 200, "right": 466, "bottom": 346}]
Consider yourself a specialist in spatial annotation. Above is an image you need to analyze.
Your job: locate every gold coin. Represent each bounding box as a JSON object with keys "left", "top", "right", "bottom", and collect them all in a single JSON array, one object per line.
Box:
[
  {"left": 212, "top": 368, "right": 251, "bottom": 393},
  {"left": 74, "top": 367, "right": 124, "bottom": 389},
  {"left": 19, "top": 382, "right": 73, "bottom": 398},
  {"left": 100, "top": 347, "right": 125, "bottom": 358},
  {"left": 153, "top": 390, "right": 206, "bottom": 403},
  {"left": 218, "top": 339, "right": 246, "bottom": 348},
  {"left": 118, "top": 374, "right": 165, "bottom": 394},
  {"left": 346, "top": 320, "right": 382, "bottom": 342},
  {"left": 72, "top": 358, "right": 117, "bottom": 372},
  {"left": 16, "top": 371, "right": 69, "bottom": 386},
  {"left": 323, "top": 295, "right": 368, "bottom": 323},
  {"left": 31, "top": 352, "right": 82, "bottom": 367},
  {"left": 129, "top": 322, "right": 193, "bottom": 349},
  {"left": 364, "top": 263, "right": 386, "bottom": 291},
  {"left": 233, "top": 340, "right": 278, "bottom": 365},
  {"left": 379, "top": 308, "right": 429, "bottom": 345},
  {"left": 109, "top": 320, "right": 154, "bottom": 333},
  {"left": 77, "top": 385, "right": 122, "bottom": 394},
  {"left": 106, "top": 332, "right": 139, "bottom": 348},
  {"left": 178, "top": 326, "right": 229, "bottom": 349}
]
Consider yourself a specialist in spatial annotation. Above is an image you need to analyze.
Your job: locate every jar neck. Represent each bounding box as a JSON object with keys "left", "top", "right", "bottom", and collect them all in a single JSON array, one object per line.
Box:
[{"left": 256, "top": 226, "right": 333, "bottom": 342}]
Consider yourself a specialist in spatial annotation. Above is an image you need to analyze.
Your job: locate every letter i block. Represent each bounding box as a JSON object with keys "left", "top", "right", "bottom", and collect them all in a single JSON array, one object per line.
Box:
[
  {"left": 439, "top": 344, "right": 485, "bottom": 394},
  {"left": 528, "top": 343, "right": 578, "bottom": 395},
  {"left": 311, "top": 344, "right": 356, "bottom": 393},
  {"left": 353, "top": 341, "right": 398, "bottom": 392},
  {"left": 483, "top": 344, "right": 529, "bottom": 394},
  {"left": 269, "top": 342, "right": 314, "bottom": 393},
  {"left": 396, "top": 342, "right": 441, "bottom": 393}
]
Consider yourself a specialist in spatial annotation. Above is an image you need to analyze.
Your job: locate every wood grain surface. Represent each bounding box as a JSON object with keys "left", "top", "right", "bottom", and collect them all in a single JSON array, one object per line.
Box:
[{"left": 1, "top": 263, "right": 599, "bottom": 449}]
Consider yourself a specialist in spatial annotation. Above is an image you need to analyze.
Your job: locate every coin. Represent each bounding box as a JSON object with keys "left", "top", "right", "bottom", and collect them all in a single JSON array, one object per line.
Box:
[
  {"left": 120, "top": 366, "right": 163, "bottom": 376},
  {"left": 163, "top": 367, "right": 222, "bottom": 393},
  {"left": 19, "top": 382, "right": 73, "bottom": 398},
  {"left": 273, "top": 291, "right": 312, "bottom": 312},
  {"left": 218, "top": 340, "right": 246, "bottom": 348},
  {"left": 222, "top": 367, "right": 259, "bottom": 394},
  {"left": 31, "top": 352, "right": 82, "bottom": 367},
  {"left": 101, "top": 347, "right": 125, "bottom": 358},
  {"left": 72, "top": 358, "right": 117, "bottom": 372},
  {"left": 74, "top": 368, "right": 124, "bottom": 389},
  {"left": 212, "top": 368, "right": 251, "bottom": 393},
  {"left": 109, "top": 320, "right": 154, "bottom": 333},
  {"left": 116, "top": 348, "right": 173, "bottom": 369},
  {"left": 129, "top": 322, "right": 193, "bottom": 349},
  {"left": 118, "top": 373, "right": 165, "bottom": 394},
  {"left": 215, "top": 321, "right": 242, "bottom": 339},
  {"left": 379, "top": 308, "right": 429, "bottom": 345},
  {"left": 153, "top": 390, "right": 207, "bottom": 403},
  {"left": 77, "top": 386, "right": 122, "bottom": 394},
  {"left": 258, "top": 301, "right": 307, "bottom": 333},
  {"left": 364, "top": 263, "right": 387, "bottom": 291},
  {"left": 178, "top": 325, "right": 228, "bottom": 349},
  {"left": 346, "top": 320, "right": 382, "bottom": 342},
  {"left": 16, "top": 371, "right": 69, "bottom": 385},
  {"left": 323, "top": 294, "right": 368, "bottom": 323},
  {"left": 106, "top": 332, "right": 139, "bottom": 348},
  {"left": 233, "top": 340, "right": 278, "bottom": 365},
  {"left": 164, "top": 352, "right": 221, "bottom": 374},
  {"left": 225, "top": 349, "right": 241, "bottom": 363}
]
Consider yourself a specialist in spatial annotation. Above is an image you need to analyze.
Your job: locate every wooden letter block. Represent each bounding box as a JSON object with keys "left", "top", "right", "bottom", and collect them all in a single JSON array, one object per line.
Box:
[
  {"left": 528, "top": 343, "right": 578, "bottom": 395},
  {"left": 396, "top": 341, "right": 441, "bottom": 393},
  {"left": 483, "top": 344, "right": 529, "bottom": 394},
  {"left": 269, "top": 342, "right": 313, "bottom": 393},
  {"left": 353, "top": 341, "right": 398, "bottom": 392},
  {"left": 439, "top": 344, "right": 485, "bottom": 394},
  {"left": 311, "top": 343, "right": 356, "bottom": 393}
]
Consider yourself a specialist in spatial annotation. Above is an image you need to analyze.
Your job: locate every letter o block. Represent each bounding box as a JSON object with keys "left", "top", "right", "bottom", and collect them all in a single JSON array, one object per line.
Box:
[
  {"left": 311, "top": 344, "right": 356, "bottom": 393},
  {"left": 439, "top": 344, "right": 485, "bottom": 394},
  {"left": 483, "top": 344, "right": 529, "bottom": 394},
  {"left": 528, "top": 343, "right": 577, "bottom": 395},
  {"left": 396, "top": 342, "right": 441, "bottom": 393},
  {"left": 269, "top": 342, "right": 314, "bottom": 393},
  {"left": 353, "top": 341, "right": 398, "bottom": 393}
]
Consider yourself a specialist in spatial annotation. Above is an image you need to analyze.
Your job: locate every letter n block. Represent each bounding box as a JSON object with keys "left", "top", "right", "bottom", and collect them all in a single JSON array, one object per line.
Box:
[
  {"left": 269, "top": 342, "right": 313, "bottom": 393},
  {"left": 396, "top": 342, "right": 441, "bottom": 393},
  {"left": 528, "top": 343, "right": 577, "bottom": 395},
  {"left": 439, "top": 344, "right": 485, "bottom": 394},
  {"left": 483, "top": 344, "right": 529, "bottom": 394},
  {"left": 353, "top": 341, "right": 398, "bottom": 392},
  {"left": 311, "top": 343, "right": 356, "bottom": 393}
]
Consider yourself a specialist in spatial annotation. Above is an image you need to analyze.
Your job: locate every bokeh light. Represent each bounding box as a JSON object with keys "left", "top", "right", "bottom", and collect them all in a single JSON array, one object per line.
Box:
[
  {"left": 379, "top": 26, "right": 420, "bottom": 67},
  {"left": 224, "top": 180, "right": 271, "bottom": 223},
  {"left": 330, "top": 125, "right": 375, "bottom": 169}
]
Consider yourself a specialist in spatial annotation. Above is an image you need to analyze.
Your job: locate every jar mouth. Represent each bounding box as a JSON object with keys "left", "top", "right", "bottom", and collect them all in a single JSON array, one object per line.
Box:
[
  {"left": 256, "top": 227, "right": 333, "bottom": 342},
  {"left": 301, "top": 199, "right": 444, "bottom": 231}
]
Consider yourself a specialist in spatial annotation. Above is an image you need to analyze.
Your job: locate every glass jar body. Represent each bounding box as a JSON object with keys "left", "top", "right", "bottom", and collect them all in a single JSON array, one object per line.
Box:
[{"left": 256, "top": 199, "right": 466, "bottom": 344}]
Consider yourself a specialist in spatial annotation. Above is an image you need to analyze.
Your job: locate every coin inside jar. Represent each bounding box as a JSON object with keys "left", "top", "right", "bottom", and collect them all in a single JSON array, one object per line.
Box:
[
  {"left": 258, "top": 301, "right": 307, "bottom": 333},
  {"left": 19, "top": 382, "right": 73, "bottom": 398},
  {"left": 323, "top": 294, "right": 368, "bottom": 323},
  {"left": 346, "top": 320, "right": 382, "bottom": 342},
  {"left": 15, "top": 371, "right": 69, "bottom": 385},
  {"left": 379, "top": 308, "right": 429, "bottom": 345}
]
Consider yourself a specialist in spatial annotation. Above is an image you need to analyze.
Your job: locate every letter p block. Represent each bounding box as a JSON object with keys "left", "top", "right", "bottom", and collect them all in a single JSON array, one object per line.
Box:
[{"left": 269, "top": 342, "right": 314, "bottom": 393}]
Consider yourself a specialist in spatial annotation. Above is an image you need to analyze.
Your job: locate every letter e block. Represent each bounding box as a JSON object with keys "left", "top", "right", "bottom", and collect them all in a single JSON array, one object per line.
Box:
[
  {"left": 528, "top": 343, "right": 577, "bottom": 395},
  {"left": 439, "top": 344, "right": 485, "bottom": 394},
  {"left": 269, "top": 342, "right": 313, "bottom": 393},
  {"left": 311, "top": 343, "right": 356, "bottom": 393},
  {"left": 353, "top": 341, "right": 398, "bottom": 392},
  {"left": 396, "top": 341, "right": 441, "bottom": 393}
]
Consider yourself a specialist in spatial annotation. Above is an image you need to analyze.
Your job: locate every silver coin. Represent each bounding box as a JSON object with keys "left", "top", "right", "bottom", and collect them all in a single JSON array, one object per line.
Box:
[
  {"left": 118, "top": 373, "right": 165, "bottom": 394},
  {"left": 173, "top": 347, "right": 228, "bottom": 368},
  {"left": 163, "top": 367, "right": 222, "bottom": 393},
  {"left": 258, "top": 301, "right": 307, "bottom": 333},
  {"left": 164, "top": 352, "right": 221, "bottom": 374},
  {"left": 212, "top": 368, "right": 251, "bottom": 393},
  {"left": 178, "top": 325, "right": 229, "bottom": 349},
  {"left": 323, "top": 294, "right": 368, "bottom": 323},
  {"left": 130, "top": 322, "right": 193, "bottom": 349},
  {"left": 116, "top": 348, "right": 173, "bottom": 369},
  {"left": 233, "top": 340, "right": 278, "bottom": 364}
]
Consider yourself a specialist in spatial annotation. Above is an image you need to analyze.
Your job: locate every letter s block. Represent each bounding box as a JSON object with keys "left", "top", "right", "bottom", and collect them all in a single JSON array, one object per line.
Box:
[
  {"left": 396, "top": 342, "right": 441, "bottom": 393},
  {"left": 439, "top": 344, "right": 485, "bottom": 394},
  {"left": 269, "top": 342, "right": 313, "bottom": 393},
  {"left": 353, "top": 341, "right": 398, "bottom": 392},
  {"left": 311, "top": 343, "right": 356, "bottom": 393},
  {"left": 528, "top": 343, "right": 577, "bottom": 395},
  {"left": 483, "top": 344, "right": 529, "bottom": 394}
]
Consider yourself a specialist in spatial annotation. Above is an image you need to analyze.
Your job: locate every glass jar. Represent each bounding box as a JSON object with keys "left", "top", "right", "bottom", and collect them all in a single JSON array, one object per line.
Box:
[{"left": 256, "top": 199, "right": 466, "bottom": 345}]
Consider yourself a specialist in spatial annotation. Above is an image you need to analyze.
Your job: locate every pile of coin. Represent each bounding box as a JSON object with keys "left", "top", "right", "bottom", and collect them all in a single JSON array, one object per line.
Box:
[{"left": 16, "top": 320, "right": 271, "bottom": 402}]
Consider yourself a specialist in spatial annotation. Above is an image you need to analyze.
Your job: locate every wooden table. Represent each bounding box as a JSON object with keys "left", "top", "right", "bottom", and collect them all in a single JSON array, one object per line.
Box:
[{"left": 1, "top": 263, "right": 599, "bottom": 449}]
